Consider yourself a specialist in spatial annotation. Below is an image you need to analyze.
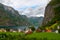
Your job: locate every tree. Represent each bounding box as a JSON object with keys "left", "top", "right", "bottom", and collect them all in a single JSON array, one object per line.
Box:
[{"left": 29, "top": 26, "right": 35, "bottom": 32}]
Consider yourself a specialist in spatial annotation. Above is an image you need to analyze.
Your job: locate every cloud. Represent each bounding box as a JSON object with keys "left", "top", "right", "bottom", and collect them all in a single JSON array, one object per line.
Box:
[
  {"left": 19, "top": 6, "right": 45, "bottom": 17},
  {"left": 0, "top": 0, "right": 51, "bottom": 17},
  {"left": 0, "top": 0, "right": 50, "bottom": 10}
]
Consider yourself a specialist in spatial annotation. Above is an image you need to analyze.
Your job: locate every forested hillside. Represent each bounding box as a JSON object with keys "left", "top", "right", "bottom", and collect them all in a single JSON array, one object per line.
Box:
[
  {"left": 42, "top": 0, "right": 60, "bottom": 28},
  {"left": 0, "top": 3, "right": 30, "bottom": 26}
]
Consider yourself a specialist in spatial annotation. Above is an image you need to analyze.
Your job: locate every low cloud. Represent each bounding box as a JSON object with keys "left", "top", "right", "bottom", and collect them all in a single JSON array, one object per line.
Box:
[{"left": 0, "top": 0, "right": 50, "bottom": 17}]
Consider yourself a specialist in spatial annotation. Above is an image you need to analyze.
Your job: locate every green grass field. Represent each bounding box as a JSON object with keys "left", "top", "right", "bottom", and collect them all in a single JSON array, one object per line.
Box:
[
  {"left": 25, "top": 32, "right": 60, "bottom": 40},
  {"left": 0, "top": 32, "right": 60, "bottom": 40}
]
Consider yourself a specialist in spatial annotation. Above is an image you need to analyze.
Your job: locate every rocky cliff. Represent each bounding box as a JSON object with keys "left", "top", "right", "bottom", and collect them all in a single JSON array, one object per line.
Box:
[
  {"left": 42, "top": 0, "right": 60, "bottom": 26},
  {"left": 0, "top": 3, "right": 30, "bottom": 26}
]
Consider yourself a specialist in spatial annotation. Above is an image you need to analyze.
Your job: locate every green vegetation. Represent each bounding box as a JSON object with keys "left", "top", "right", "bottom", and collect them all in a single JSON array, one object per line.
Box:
[
  {"left": 29, "top": 26, "right": 35, "bottom": 31},
  {"left": 0, "top": 3, "right": 31, "bottom": 26},
  {"left": 26, "top": 32, "right": 60, "bottom": 40},
  {"left": 54, "top": 6, "right": 60, "bottom": 22},
  {"left": 49, "top": 23, "right": 58, "bottom": 29},
  {"left": 43, "top": 23, "right": 58, "bottom": 30},
  {"left": 43, "top": 0, "right": 60, "bottom": 28},
  {"left": 0, "top": 32, "right": 60, "bottom": 40},
  {"left": 50, "top": 0, "right": 60, "bottom": 5},
  {"left": 0, "top": 32, "right": 24, "bottom": 40},
  {"left": 50, "top": 0, "right": 60, "bottom": 24}
]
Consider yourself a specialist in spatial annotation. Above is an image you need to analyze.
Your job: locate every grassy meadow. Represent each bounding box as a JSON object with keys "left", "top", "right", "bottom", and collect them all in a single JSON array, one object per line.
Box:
[{"left": 0, "top": 32, "right": 60, "bottom": 40}]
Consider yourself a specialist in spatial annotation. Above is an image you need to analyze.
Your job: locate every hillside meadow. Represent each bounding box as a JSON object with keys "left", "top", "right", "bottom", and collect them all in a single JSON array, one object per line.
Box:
[{"left": 0, "top": 32, "right": 60, "bottom": 40}]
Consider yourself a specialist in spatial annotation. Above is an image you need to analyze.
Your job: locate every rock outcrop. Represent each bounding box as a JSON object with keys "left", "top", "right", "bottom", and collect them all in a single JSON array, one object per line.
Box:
[
  {"left": 42, "top": 0, "right": 60, "bottom": 26},
  {"left": 42, "top": 4, "right": 55, "bottom": 26}
]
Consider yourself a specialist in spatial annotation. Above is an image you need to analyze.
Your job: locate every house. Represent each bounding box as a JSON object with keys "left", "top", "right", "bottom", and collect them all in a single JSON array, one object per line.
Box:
[
  {"left": 24, "top": 29, "right": 32, "bottom": 34},
  {"left": 0, "top": 28, "right": 6, "bottom": 32},
  {"left": 10, "top": 29, "right": 17, "bottom": 32}
]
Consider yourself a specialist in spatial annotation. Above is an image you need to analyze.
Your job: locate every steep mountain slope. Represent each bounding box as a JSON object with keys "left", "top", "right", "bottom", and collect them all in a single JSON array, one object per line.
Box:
[
  {"left": 0, "top": 3, "right": 30, "bottom": 26},
  {"left": 42, "top": 0, "right": 60, "bottom": 26},
  {"left": 28, "top": 16, "right": 43, "bottom": 26}
]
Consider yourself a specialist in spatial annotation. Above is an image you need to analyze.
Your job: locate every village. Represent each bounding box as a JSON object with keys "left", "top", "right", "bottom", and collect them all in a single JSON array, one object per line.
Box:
[{"left": 0, "top": 26, "right": 60, "bottom": 34}]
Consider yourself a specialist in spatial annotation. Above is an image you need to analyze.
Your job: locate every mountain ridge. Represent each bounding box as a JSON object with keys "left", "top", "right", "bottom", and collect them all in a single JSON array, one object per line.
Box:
[
  {"left": 0, "top": 3, "right": 30, "bottom": 26},
  {"left": 28, "top": 16, "right": 43, "bottom": 26}
]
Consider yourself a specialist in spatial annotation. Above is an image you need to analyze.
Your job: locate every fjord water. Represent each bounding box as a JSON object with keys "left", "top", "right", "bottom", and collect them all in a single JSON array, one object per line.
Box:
[{"left": 0, "top": 26, "right": 38, "bottom": 30}]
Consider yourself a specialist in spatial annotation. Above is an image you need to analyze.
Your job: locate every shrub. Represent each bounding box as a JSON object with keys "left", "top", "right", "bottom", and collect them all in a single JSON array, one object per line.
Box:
[
  {"left": 29, "top": 26, "right": 35, "bottom": 32},
  {"left": 58, "top": 29, "right": 60, "bottom": 33}
]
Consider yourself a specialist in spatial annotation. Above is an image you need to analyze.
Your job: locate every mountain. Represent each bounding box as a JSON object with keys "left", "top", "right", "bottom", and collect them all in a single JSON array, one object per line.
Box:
[
  {"left": 42, "top": 0, "right": 60, "bottom": 26},
  {"left": 28, "top": 16, "right": 44, "bottom": 26},
  {"left": 0, "top": 3, "right": 30, "bottom": 26}
]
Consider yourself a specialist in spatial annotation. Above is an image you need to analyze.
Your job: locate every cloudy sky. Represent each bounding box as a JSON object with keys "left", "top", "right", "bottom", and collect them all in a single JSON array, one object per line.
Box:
[{"left": 0, "top": 0, "right": 51, "bottom": 17}]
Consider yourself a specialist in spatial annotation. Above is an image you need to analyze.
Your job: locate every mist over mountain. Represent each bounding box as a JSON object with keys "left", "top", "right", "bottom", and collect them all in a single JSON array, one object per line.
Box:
[
  {"left": 0, "top": 3, "right": 31, "bottom": 26},
  {"left": 19, "top": 7, "right": 44, "bottom": 26},
  {"left": 19, "top": 6, "right": 44, "bottom": 17},
  {"left": 28, "top": 16, "right": 44, "bottom": 26}
]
